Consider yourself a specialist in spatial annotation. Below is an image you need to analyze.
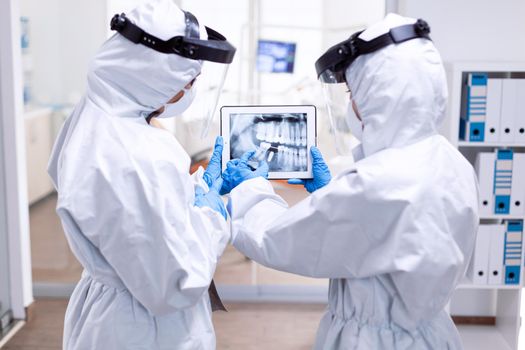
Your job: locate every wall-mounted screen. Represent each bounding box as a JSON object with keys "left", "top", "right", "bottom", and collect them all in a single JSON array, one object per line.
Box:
[{"left": 257, "top": 40, "right": 296, "bottom": 74}]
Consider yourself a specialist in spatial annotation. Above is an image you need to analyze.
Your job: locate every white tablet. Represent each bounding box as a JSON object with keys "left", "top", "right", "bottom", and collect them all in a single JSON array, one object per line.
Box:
[{"left": 221, "top": 105, "right": 317, "bottom": 179}]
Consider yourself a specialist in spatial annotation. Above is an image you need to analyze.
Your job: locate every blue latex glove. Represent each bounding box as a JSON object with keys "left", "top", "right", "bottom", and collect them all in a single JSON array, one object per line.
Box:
[
  {"left": 202, "top": 136, "right": 223, "bottom": 188},
  {"left": 220, "top": 150, "right": 269, "bottom": 195},
  {"left": 288, "top": 146, "right": 331, "bottom": 193},
  {"left": 194, "top": 178, "right": 227, "bottom": 220}
]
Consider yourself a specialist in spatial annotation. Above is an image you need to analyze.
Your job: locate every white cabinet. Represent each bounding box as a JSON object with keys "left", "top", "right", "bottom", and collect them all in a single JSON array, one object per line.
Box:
[
  {"left": 24, "top": 108, "right": 54, "bottom": 204},
  {"left": 446, "top": 62, "right": 525, "bottom": 350}
]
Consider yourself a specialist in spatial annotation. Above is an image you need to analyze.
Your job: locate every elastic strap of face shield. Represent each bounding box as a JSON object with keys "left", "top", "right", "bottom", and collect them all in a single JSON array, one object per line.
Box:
[
  {"left": 344, "top": 19, "right": 431, "bottom": 79},
  {"left": 354, "top": 19, "right": 431, "bottom": 56},
  {"left": 110, "top": 13, "right": 179, "bottom": 53},
  {"left": 110, "top": 12, "right": 236, "bottom": 63}
]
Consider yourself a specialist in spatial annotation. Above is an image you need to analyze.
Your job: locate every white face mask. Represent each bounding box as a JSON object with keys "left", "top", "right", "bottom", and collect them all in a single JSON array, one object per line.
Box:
[
  {"left": 156, "top": 85, "right": 196, "bottom": 118},
  {"left": 347, "top": 102, "right": 363, "bottom": 141}
]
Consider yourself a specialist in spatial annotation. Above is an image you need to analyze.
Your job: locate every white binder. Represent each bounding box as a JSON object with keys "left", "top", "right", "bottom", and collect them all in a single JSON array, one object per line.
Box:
[
  {"left": 500, "top": 79, "right": 518, "bottom": 143},
  {"left": 475, "top": 152, "right": 495, "bottom": 217},
  {"left": 488, "top": 224, "right": 505, "bottom": 285},
  {"left": 471, "top": 225, "right": 491, "bottom": 284},
  {"left": 515, "top": 79, "right": 525, "bottom": 144},
  {"left": 485, "top": 78, "right": 503, "bottom": 143},
  {"left": 510, "top": 153, "right": 525, "bottom": 216}
]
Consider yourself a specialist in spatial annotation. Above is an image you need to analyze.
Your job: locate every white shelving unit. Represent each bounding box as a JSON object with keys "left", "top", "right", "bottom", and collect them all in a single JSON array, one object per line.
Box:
[{"left": 445, "top": 62, "right": 525, "bottom": 350}]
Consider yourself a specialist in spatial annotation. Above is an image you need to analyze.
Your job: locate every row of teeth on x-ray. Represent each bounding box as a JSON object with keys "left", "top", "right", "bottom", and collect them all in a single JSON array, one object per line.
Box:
[
  {"left": 253, "top": 142, "right": 307, "bottom": 170},
  {"left": 251, "top": 115, "right": 308, "bottom": 171},
  {"left": 254, "top": 119, "right": 307, "bottom": 146}
]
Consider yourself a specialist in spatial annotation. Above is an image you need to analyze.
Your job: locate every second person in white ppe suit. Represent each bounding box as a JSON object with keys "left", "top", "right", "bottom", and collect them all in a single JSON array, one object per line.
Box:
[
  {"left": 47, "top": 0, "right": 236, "bottom": 348},
  {"left": 222, "top": 14, "right": 479, "bottom": 349}
]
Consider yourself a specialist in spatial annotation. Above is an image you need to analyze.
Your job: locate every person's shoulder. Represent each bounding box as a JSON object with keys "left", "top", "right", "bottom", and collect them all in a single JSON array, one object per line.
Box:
[{"left": 351, "top": 136, "right": 453, "bottom": 188}]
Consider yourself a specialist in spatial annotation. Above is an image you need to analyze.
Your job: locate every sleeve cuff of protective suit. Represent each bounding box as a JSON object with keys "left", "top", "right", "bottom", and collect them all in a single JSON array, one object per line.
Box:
[
  {"left": 191, "top": 166, "right": 209, "bottom": 192},
  {"left": 227, "top": 177, "right": 287, "bottom": 243},
  {"left": 228, "top": 177, "right": 274, "bottom": 213}
]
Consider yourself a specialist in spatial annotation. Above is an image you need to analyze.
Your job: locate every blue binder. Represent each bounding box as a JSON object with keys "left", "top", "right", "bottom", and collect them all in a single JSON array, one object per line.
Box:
[
  {"left": 460, "top": 73, "right": 488, "bottom": 142},
  {"left": 504, "top": 220, "right": 523, "bottom": 285},
  {"left": 494, "top": 149, "right": 513, "bottom": 214}
]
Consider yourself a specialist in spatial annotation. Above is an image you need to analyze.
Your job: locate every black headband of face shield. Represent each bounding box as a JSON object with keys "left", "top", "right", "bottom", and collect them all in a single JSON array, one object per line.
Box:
[
  {"left": 110, "top": 11, "right": 236, "bottom": 64},
  {"left": 315, "top": 19, "right": 432, "bottom": 84}
]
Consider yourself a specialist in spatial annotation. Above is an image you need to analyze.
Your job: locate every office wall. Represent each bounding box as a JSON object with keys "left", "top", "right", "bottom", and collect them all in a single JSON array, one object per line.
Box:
[
  {"left": 323, "top": 0, "right": 385, "bottom": 50},
  {"left": 59, "top": 1, "right": 107, "bottom": 105},
  {"left": 19, "top": 0, "right": 62, "bottom": 105},
  {"left": 20, "top": 0, "right": 107, "bottom": 107},
  {"left": 398, "top": 0, "right": 525, "bottom": 62}
]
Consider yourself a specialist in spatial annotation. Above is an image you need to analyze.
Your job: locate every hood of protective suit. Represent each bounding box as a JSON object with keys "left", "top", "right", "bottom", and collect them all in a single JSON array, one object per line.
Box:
[
  {"left": 86, "top": 0, "right": 203, "bottom": 119},
  {"left": 345, "top": 13, "right": 448, "bottom": 157},
  {"left": 49, "top": 0, "right": 205, "bottom": 185}
]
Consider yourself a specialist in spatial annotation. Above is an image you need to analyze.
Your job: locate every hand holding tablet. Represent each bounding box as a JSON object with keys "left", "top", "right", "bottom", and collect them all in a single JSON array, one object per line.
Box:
[
  {"left": 287, "top": 146, "right": 332, "bottom": 193},
  {"left": 220, "top": 105, "right": 317, "bottom": 179}
]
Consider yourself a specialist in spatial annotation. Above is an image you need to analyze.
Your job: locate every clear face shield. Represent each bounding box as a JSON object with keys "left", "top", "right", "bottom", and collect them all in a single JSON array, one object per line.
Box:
[
  {"left": 315, "top": 32, "right": 362, "bottom": 156},
  {"left": 183, "top": 60, "right": 229, "bottom": 138},
  {"left": 321, "top": 80, "right": 356, "bottom": 156}
]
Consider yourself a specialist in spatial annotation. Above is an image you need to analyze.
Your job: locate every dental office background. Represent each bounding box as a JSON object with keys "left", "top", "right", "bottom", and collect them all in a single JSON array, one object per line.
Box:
[{"left": 2, "top": 0, "right": 525, "bottom": 349}]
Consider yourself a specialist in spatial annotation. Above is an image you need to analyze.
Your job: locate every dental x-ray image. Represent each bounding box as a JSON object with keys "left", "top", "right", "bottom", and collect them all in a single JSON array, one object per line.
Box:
[{"left": 229, "top": 113, "right": 308, "bottom": 172}]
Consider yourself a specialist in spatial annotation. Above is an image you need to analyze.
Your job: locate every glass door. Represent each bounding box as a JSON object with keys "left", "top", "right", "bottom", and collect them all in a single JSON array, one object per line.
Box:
[{"left": 0, "top": 124, "right": 13, "bottom": 337}]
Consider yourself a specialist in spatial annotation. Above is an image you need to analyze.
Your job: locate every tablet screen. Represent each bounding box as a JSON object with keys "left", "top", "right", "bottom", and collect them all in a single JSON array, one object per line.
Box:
[
  {"left": 230, "top": 113, "right": 308, "bottom": 172},
  {"left": 221, "top": 105, "right": 316, "bottom": 179}
]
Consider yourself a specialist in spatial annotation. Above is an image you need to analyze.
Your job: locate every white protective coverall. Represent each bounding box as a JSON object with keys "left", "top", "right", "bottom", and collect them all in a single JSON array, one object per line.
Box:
[
  {"left": 228, "top": 14, "right": 479, "bottom": 349},
  {"left": 47, "top": 1, "right": 230, "bottom": 349}
]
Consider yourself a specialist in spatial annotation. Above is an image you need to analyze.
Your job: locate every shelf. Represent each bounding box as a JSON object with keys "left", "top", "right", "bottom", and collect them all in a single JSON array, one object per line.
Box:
[
  {"left": 479, "top": 215, "right": 525, "bottom": 220},
  {"left": 457, "top": 283, "right": 522, "bottom": 290},
  {"left": 458, "top": 142, "right": 525, "bottom": 148},
  {"left": 457, "top": 325, "right": 512, "bottom": 350}
]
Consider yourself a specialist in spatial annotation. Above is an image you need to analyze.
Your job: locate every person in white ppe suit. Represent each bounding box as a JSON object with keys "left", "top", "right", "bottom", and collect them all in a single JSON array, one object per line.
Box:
[
  {"left": 47, "top": 0, "right": 236, "bottom": 348},
  {"left": 222, "top": 14, "right": 479, "bottom": 349}
]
